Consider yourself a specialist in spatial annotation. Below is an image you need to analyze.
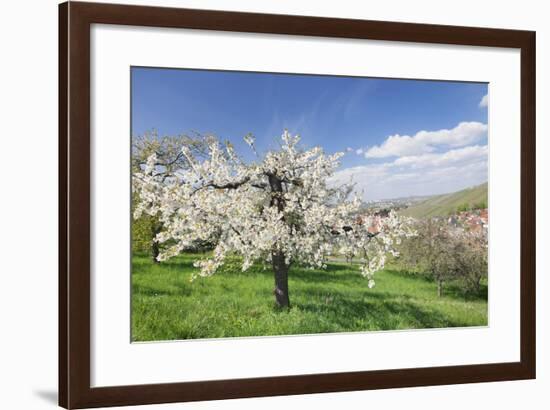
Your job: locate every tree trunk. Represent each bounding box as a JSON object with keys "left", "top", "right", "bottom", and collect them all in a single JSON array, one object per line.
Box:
[
  {"left": 474, "top": 275, "right": 481, "bottom": 294},
  {"left": 272, "top": 250, "right": 290, "bottom": 308},
  {"left": 267, "top": 173, "right": 290, "bottom": 308},
  {"left": 437, "top": 278, "right": 443, "bottom": 297}
]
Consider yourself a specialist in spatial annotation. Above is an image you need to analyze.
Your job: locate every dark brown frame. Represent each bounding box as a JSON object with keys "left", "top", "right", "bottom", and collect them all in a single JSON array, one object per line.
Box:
[{"left": 59, "top": 1, "right": 536, "bottom": 408}]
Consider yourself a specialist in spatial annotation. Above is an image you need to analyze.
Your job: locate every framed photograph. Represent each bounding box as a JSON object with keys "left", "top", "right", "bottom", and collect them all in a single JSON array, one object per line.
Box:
[{"left": 59, "top": 1, "right": 536, "bottom": 408}]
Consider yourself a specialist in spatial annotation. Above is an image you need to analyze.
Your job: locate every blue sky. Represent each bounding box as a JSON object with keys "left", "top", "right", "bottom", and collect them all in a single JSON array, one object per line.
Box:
[{"left": 132, "top": 67, "right": 488, "bottom": 200}]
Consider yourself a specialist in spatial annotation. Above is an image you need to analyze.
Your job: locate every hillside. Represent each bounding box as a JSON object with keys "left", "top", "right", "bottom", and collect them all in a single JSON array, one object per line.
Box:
[{"left": 399, "top": 182, "right": 488, "bottom": 219}]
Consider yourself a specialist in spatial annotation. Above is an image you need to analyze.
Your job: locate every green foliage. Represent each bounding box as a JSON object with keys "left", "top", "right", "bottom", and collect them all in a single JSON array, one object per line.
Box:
[
  {"left": 473, "top": 200, "right": 488, "bottom": 210},
  {"left": 400, "top": 182, "right": 488, "bottom": 218},
  {"left": 132, "top": 214, "right": 157, "bottom": 254},
  {"left": 131, "top": 252, "right": 488, "bottom": 341},
  {"left": 453, "top": 239, "right": 488, "bottom": 294}
]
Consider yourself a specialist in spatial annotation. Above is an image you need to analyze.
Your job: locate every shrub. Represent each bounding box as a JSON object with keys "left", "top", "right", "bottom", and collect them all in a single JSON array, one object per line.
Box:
[
  {"left": 473, "top": 200, "right": 488, "bottom": 210},
  {"left": 397, "top": 218, "right": 487, "bottom": 297}
]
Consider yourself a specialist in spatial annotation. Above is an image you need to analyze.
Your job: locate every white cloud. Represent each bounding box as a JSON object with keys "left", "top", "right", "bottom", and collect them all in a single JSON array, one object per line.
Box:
[
  {"left": 479, "top": 94, "right": 488, "bottom": 108},
  {"left": 393, "top": 145, "right": 488, "bottom": 169},
  {"left": 364, "top": 121, "right": 488, "bottom": 158},
  {"left": 365, "top": 134, "right": 431, "bottom": 158},
  {"left": 346, "top": 147, "right": 354, "bottom": 152},
  {"left": 330, "top": 145, "right": 488, "bottom": 201},
  {"left": 356, "top": 148, "right": 364, "bottom": 155}
]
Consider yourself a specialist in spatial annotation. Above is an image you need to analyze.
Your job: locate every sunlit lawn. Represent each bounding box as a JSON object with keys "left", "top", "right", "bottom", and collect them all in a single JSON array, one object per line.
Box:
[{"left": 131, "top": 252, "right": 488, "bottom": 341}]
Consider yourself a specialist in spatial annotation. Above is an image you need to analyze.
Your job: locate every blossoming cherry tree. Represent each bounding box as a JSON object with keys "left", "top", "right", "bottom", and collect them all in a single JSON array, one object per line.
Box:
[{"left": 134, "top": 131, "right": 408, "bottom": 308}]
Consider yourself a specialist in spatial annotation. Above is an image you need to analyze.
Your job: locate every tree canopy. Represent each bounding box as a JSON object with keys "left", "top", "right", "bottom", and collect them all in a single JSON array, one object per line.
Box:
[{"left": 134, "top": 130, "right": 412, "bottom": 306}]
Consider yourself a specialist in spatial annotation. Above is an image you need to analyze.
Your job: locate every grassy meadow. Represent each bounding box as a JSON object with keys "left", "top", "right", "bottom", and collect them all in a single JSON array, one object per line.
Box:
[{"left": 131, "top": 252, "right": 488, "bottom": 342}]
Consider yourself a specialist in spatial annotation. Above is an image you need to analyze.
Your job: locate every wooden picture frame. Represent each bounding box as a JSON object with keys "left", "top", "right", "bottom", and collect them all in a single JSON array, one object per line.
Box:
[{"left": 59, "top": 1, "right": 536, "bottom": 408}]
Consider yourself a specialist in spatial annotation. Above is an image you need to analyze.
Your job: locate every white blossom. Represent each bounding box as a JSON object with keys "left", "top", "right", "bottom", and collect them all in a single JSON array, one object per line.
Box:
[{"left": 134, "top": 130, "right": 411, "bottom": 285}]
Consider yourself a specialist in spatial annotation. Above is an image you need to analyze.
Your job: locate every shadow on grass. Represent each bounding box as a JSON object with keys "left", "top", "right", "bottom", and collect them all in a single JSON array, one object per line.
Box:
[
  {"left": 133, "top": 252, "right": 360, "bottom": 279},
  {"left": 384, "top": 268, "right": 433, "bottom": 282},
  {"left": 385, "top": 269, "right": 488, "bottom": 302},
  {"left": 149, "top": 258, "right": 198, "bottom": 273},
  {"left": 444, "top": 281, "right": 488, "bottom": 301},
  {"left": 132, "top": 251, "right": 207, "bottom": 273},
  {"left": 132, "top": 280, "right": 193, "bottom": 297},
  {"left": 289, "top": 265, "right": 361, "bottom": 284},
  {"left": 296, "top": 290, "right": 465, "bottom": 329}
]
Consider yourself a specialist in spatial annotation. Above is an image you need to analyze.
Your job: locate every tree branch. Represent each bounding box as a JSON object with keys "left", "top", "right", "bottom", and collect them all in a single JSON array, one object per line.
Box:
[{"left": 191, "top": 177, "right": 251, "bottom": 196}]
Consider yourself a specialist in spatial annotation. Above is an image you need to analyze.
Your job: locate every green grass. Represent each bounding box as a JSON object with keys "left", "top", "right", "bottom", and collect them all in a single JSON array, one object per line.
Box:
[
  {"left": 131, "top": 252, "right": 488, "bottom": 341},
  {"left": 400, "top": 182, "right": 488, "bottom": 219}
]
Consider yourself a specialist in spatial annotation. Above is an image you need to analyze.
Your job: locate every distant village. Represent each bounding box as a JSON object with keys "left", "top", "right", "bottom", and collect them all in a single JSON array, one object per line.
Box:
[
  {"left": 447, "top": 208, "right": 488, "bottom": 233},
  {"left": 362, "top": 185, "right": 488, "bottom": 234},
  {"left": 359, "top": 200, "right": 488, "bottom": 234},
  {"left": 364, "top": 195, "right": 430, "bottom": 211}
]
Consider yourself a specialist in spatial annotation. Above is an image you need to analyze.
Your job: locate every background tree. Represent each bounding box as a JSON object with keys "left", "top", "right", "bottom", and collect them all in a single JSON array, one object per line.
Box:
[
  {"left": 131, "top": 192, "right": 159, "bottom": 255},
  {"left": 453, "top": 228, "right": 488, "bottom": 294},
  {"left": 132, "top": 131, "right": 212, "bottom": 262},
  {"left": 134, "top": 131, "right": 410, "bottom": 308},
  {"left": 398, "top": 218, "right": 487, "bottom": 297},
  {"left": 398, "top": 219, "right": 457, "bottom": 297}
]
